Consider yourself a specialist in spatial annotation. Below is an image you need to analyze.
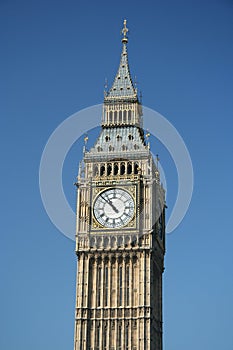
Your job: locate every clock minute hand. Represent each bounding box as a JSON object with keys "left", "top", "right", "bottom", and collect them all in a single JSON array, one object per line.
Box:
[
  {"left": 105, "top": 198, "right": 119, "bottom": 213},
  {"left": 100, "top": 194, "right": 119, "bottom": 213}
]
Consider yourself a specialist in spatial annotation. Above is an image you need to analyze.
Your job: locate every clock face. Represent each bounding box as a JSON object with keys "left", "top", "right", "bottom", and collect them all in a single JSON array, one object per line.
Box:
[{"left": 93, "top": 188, "right": 135, "bottom": 228}]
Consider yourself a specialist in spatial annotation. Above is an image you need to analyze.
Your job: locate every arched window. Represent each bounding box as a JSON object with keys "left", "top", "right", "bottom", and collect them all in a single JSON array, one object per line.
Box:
[
  {"left": 114, "top": 111, "right": 117, "bottom": 123},
  {"left": 127, "top": 162, "right": 132, "bottom": 174},
  {"left": 128, "top": 110, "right": 132, "bottom": 123},
  {"left": 111, "top": 236, "right": 117, "bottom": 247},
  {"left": 114, "top": 163, "right": 119, "bottom": 175},
  {"left": 97, "top": 146, "right": 102, "bottom": 152},
  {"left": 97, "top": 237, "right": 102, "bottom": 248},
  {"left": 90, "top": 237, "right": 95, "bottom": 248},
  {"left": 120, "top": 163, "right": 125, "bottom": 175},
  {"left": 94, "top": 165, "right": 99, "bottom": 176},
  {"left": 100, "top": 165, "right": 105, "bottom": 176},
  {"left": 134, "top": 163, "right": 139, "bottom": 174},
  {"left": 105, "top": 135, "right": 110, "bottom": 142},
  {"left": 104, "top": 237, "right": 109, "bottom": 248},
  {"left": 122, "top": 145, "right": 127, "bottom": 151},
  {"left": 119, "top": 110, "right": 122, "bottom": 123},
  {"left": 123, "top": 110, "right": 127, "bottom": 123},
  {"left": 118, "top": 236, "right": 123, "bottom": 246},
  {"left": 107, "top": 164, "right": 112, "bottom": 176},
  {"left": 125, "top": 236, "right": 130, "bottom": 246},
  {"left": 131, "top": 236, "right": 137, "bottom": 247},
  {"left": 134, "top": 144, "right": 139, "bottom": 150},
  {"left": 109, "top": 111, "right": 113, "bottom": 123}
]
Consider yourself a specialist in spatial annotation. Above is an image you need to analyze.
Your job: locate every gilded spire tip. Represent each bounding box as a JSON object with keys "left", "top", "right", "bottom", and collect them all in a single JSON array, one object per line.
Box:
[{"left": 121, "top": 19, "right": 128, "bottom": 43}]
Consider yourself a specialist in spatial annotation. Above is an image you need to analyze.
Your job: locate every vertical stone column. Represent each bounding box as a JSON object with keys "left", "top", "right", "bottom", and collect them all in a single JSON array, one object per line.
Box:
[
  {"left": 84, "top": 255, "right": 89, "bottom": 308},
  {"left": 79, "top": 254, "right": 85, "bottom": 348},
  {"left": 122, "top": 255, "right": 125, "bottom": 306},
  {"left": 133, "top": 103, "right": 136, "bottom": 124},
  {"left": 160, "top": 274, "right": 163, "bottom": 350},
  {"left": 83, "top": 320, "right": 87, "bottom": 349},
  {"left": 76, "top": 187, "right": 81, "bottom": 235},
  {"left": 130, "top": 256, "right": 132, "bottom": 308},
  {"left": 79, "top": 254, "right": 85, "bottom": 308},
  {"left": 116, "top": 256, "right": 119, "bottom": 307},
  {"left": 100, "top": 257, "right": 104, "bottom": 308},
  {"left": 146, "top": 252, "right": 150, "bottom": 306}
]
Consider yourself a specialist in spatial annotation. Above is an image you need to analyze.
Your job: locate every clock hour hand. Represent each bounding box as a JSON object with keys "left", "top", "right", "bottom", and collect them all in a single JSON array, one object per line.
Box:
[{"left": 100, "top": 194, "right": 119, "bottom": 213}]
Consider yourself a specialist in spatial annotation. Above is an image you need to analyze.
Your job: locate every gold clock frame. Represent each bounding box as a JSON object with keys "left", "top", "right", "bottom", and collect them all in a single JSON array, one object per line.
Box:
[{"left": 91, "top": 184, "right": 137, "bottom": 231}]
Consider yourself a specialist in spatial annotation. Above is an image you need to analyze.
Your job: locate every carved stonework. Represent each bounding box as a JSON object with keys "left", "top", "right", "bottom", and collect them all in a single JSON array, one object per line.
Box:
[{"left": 73, "top": 20, "right": 166, "bottom": 350}]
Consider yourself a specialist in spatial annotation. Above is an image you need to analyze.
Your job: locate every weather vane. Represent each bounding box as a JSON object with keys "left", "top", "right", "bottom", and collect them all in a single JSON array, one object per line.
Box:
[{"left": 122, "top": 19, "right": 129, "bottom": 43}]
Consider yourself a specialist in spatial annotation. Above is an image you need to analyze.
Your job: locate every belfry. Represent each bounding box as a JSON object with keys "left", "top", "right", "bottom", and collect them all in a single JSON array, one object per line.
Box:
[{"left": 74, "top": 20, "right": 166, "bottom": 350}]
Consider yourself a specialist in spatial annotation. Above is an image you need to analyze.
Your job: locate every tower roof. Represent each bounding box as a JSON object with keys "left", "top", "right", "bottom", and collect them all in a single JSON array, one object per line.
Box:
[{"left": 104, "top": 20, "right": 138, "bottom": 102}]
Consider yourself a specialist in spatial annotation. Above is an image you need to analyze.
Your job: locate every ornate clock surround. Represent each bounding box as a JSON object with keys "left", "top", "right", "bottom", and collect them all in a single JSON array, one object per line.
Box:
[{"left": 91, "top": 182, "right": 139, "bottom": 231}]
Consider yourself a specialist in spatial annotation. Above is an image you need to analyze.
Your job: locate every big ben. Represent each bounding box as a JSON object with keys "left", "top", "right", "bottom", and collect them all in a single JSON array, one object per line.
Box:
[{"left": 74, "top": 20, "right": 166, "bottom": 350}]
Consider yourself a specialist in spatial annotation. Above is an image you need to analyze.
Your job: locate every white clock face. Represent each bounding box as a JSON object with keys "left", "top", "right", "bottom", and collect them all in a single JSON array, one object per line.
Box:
[{"left": 93, "top": 188, "right": 135, "bottom": 228}]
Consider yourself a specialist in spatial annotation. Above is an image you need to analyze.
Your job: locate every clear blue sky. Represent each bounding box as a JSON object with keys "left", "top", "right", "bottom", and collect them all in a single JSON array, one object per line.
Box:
[{"left": 1, "top": 0, "right": 233, "bottom": 349}]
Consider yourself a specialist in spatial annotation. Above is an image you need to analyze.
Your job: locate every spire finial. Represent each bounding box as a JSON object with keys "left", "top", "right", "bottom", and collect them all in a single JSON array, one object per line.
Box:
[
  {"left": 122, "top": 19, "right": 128, "bottom": 43},
  {"left": 83, "top": 134, "right": 88, "bottom": 154},
  {"left": 104, "top": 78, "right": 108, "bottom": 97},
  {"left": 146, "top": 130, "right": 150, "bottom": 150},
  {"left": 156, "top": 154, "right": 160, "bottom": 169}
]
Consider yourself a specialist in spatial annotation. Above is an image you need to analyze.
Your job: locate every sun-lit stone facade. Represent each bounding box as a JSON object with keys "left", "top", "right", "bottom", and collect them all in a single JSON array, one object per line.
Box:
[{"left": 74, "top": 20, "right": 166, "bottom": 350}]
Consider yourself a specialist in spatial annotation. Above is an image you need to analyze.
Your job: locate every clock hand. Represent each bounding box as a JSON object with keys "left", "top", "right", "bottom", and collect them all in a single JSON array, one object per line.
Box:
[
  {"left": 105, "top": 198, "right": 119, "bottom": 213},
  {"left": 100, "top": 194, "right": 119, "bottom": 213}
]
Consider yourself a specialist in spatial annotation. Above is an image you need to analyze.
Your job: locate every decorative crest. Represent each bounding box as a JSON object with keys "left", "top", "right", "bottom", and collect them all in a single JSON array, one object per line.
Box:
[
  {"left": 83, "top": 134, "right": 88, "bottom": 154},
  {"left": 122, "top": 19, "right": 129, "bottom": 43}
]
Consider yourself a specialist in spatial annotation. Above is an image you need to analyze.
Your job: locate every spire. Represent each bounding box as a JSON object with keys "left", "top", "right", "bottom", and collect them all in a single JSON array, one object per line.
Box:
[
  {"left": 102, "top": 20, "right": 143, "bottom": 128},
  {"left": 105, "top": 19, "right": 138, "bottom": 102}
]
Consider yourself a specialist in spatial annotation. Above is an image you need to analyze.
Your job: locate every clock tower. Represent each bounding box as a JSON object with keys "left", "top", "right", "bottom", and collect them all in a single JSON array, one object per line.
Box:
[{"left": 74, "top": 20, "right": 166, "bottom": 350}]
